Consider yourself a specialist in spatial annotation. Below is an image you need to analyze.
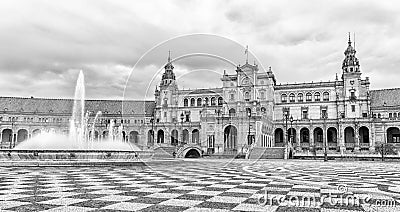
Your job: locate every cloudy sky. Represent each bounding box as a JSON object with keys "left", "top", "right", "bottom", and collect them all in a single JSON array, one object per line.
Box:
[{"left": 1, "top": 0, "right": 399, "bottom": 100}]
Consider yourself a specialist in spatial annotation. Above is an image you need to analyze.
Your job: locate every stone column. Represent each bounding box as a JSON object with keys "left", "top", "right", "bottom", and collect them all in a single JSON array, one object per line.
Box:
[
  {"left": 370, "top": 123, "right": 375, "bottom": 152},
  {"left": 310, "top": 128, "right": 314, "bottom": 147},
  {"left": 12, "top": 133, "right": 16, "bottom": 148},
  {"left": 296, "top": 128, "right": 301, "bottom": 151},
  {"left": 354, "top": 125, "right": 360, "bottom": 152},
  {"left": 339, "top": 124, "right": 345, "bottom": 155}
]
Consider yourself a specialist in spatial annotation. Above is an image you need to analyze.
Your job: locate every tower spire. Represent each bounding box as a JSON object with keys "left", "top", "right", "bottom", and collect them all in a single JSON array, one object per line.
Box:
[
  {"left": 348, "top": 32, "right": 351, "bottom": 46},
  {"left": 244, "top": 45, "right": 249, "bottom": 64},
  {"left": 342, "top": 33, "right": 360, "bottom": 73},
  {"left": 161, "top": 50, "right": 175, "bottom": 88}
]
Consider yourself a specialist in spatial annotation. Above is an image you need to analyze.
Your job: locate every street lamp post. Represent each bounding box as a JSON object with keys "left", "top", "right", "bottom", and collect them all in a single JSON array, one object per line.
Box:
[
  {"left": 150, "top": 115, "right": 154, "bottom": 146},
  {"left": 180, "top": 112, "right": 184, "bottom": 145},
  {"left": 9, "top": 122, "right": 14, "bottom": 149},
  {"left": 283, "top": 109, "right": 290, "bottom": 159},
  {"left": 289, "top": 115, "right": 294, "bottom": 147},
  {"left": 173, "top": 119, "right": 177, "bottom": 146},
  {"left": 247, "top": 108, "right": 252, "bottom": 146},
  {"left": 323, "top": 112, "right": 328, "bottom": 162}
]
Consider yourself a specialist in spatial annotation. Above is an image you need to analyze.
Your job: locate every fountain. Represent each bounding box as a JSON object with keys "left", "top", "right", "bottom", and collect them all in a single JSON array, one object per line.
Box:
[{"left": 0, "top": 71, "right": 152, "bottom": 164}]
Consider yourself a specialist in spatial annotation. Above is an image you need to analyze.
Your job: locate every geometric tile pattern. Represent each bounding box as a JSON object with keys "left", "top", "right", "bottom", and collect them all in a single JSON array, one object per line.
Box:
[{"left": 0, "top": 160, "right": 399, "bottom": 211}]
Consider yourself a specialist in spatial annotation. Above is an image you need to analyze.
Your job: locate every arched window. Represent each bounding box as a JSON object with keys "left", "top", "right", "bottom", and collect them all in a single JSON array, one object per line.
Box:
[
  {"left": 281, "top": 94, "right": 287, "bottom": 103},
  {"left": 211, "top": 97, "right": 216, "bottom": 106},
  {"left": 204, "top": 97, "right": 209, "bottom": 106},
  {"left": 197, "top": 98, "right": 202, "bottom": 107},
  {"left": 260, "top": 91, "right": 265, "bottom": 100},
  {"left": 298, "top": 93, "right": 303, "bottom": 102},
  {"left": 184, "top": 99, "right": 188, "bottom": 107},
  {"left": 289, "top": 93, "right": 295, "bottom": 102},
  {"left": 190, "top": 98, "right": 195, "bottom": 106},
  {"left": 306, "top": 93, "right": 312, "bottom": 101},
  {"left": 244, "top": 92, "right": 250, "bottom": 101},
  {"left": 230, "top": 93, "right": 235, "bottom": 100},
  {"left": 323, "top": 92, "right": 329, "bottom": 101},
  {"left": 314, "top": 92, "right": 320, "bottom": 101},
  {"left": 218, "top": 97, "right": 223, "bottom": 106}
]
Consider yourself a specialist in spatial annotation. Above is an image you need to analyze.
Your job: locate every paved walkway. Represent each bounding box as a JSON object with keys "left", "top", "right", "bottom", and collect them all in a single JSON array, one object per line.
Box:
[{"left": 0, "top": 159, "right": 399, "bottom": 211}]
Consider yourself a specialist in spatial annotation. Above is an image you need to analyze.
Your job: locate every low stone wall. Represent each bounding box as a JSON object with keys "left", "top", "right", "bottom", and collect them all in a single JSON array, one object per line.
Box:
[{"left": 0, "top": 149, "right": 154, "bottom": 161}]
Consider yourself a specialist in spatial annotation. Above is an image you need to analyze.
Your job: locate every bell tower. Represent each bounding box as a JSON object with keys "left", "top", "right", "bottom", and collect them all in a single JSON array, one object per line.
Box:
[
  {"left": 155, "top": 51, "right": 178, "bottom": 123},
  {"left": 341, "top": 33, "right": 364, "bottom": 119}
]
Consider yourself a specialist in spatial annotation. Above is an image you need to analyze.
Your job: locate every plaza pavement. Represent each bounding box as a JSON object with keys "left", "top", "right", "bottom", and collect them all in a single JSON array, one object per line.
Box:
[{"left": 0, "top": 159, "right": 400, "bottom": 211}]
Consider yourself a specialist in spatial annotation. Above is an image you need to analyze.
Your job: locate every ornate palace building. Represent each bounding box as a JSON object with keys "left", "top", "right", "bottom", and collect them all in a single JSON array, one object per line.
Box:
[{"left": 0, "top": 36, "right": 399, "bottom": 158}]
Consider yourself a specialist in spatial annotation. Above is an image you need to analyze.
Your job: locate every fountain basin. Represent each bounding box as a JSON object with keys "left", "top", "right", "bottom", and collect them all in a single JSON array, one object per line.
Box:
[{"left": 0, "top": 149, "right": 154, "bottom": 167}]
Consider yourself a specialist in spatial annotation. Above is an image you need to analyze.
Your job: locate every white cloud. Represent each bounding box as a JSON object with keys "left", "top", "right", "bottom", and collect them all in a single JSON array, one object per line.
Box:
[{"left": 0, "top": 0, "right": 399, "bottom": 99}]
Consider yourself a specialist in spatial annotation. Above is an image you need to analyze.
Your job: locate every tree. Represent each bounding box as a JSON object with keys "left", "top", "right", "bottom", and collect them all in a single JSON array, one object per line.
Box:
[{"left": 375, "top": 143, "right": 397, "bottom": 161}]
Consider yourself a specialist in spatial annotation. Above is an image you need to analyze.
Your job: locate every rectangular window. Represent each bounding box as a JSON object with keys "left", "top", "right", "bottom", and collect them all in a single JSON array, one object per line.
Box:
[
  {"left": 362, "top": 113, "right": 368, "bottom": 118},
  {"left": 302, "top": 110, "right": 308, "bottom": 119},
  {"left": 351, "top": 105, "right": 355, "bottom": 112},
  {"left": 208, "top": 135, "right": 214, "bottom": 148},
  {"left": 283, "top": 107, "right": 290, "bottom": 118},
  {"left": 164, "top": 112, "right": 167, "bottom": 118},
  {"left": 260, "top": 92, "right": 265, "bottom": 100},
  {"left": 350, "top": 91, "right": 356, "bottom": 100},
  {"left": 321, "top": 109, "right": 327, "bottom": 119}
]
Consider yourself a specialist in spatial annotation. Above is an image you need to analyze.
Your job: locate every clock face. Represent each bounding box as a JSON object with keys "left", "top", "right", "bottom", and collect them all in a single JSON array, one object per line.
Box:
[{"left": 350, "top": 80, "right": 354, "bottom": 85}]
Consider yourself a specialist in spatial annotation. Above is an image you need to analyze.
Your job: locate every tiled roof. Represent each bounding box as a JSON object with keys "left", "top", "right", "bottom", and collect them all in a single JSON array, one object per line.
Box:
[
  {"left": 370, "top": 88, "right": 400, "bottom": 108},
  {"left": 0, "top": 97, "right": 155, "bottom": 115}
]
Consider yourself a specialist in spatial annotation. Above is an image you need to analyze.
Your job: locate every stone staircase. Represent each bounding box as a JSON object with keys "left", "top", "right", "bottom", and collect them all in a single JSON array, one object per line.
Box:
[
  {"left": 152, "top": 146, "right": 177, "bottom": 159},
  {"left": 247, "top": 147, "right": 285, "bottom": 159}
]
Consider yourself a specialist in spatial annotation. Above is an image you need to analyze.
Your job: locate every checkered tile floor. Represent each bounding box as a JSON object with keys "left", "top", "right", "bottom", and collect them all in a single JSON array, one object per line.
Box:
[{"left": 0, "top": 159, "right": 399, "bottom": 211}]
